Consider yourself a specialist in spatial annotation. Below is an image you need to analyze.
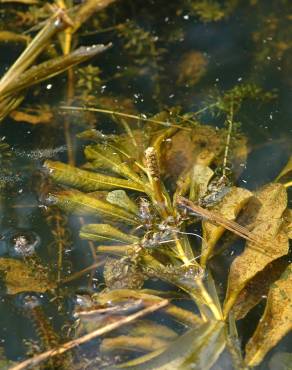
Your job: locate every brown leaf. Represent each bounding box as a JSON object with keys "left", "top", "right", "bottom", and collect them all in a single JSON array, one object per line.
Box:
[
  {"left": 201, "top": 187, "right": 252, "bottom": 266},
  {"left": 223, "top": 183, "right": 289, "bottom": 316},
  {"left": 245, "top": 263, "right": 292, "bottom": 366},
  {"left": 232, "top": 258, "right": 289, "bottom": 320},
  {"left": 0, "top": 258, "right": 55, "bottom": 294}
]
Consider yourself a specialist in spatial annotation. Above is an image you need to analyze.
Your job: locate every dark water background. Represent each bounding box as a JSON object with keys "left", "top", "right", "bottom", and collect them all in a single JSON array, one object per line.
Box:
[{"left": 0, "top": 0, "right": 291, "bottom": 368}]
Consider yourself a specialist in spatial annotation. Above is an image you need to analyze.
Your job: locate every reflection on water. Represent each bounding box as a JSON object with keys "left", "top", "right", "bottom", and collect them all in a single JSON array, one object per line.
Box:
[{"left": 0, "top": 0, "right": 291, "bottom": 369}]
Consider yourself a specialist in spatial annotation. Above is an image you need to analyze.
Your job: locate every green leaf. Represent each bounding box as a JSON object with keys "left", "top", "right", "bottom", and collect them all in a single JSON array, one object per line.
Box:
[
  {"left": 80, "top": 224, "right": 139, "bottom": 244},
  {"left": 45, "top": 160, "right": 145, "bottom": 192},
  {"left": 1, "top": 44, "right": 111, "bottom": 98},
  {"left": 48, "top": 189, "right": 139, "bottom": 225},
  {"left": 116, "top": 321, "right": 225, "bottom": 370},
  {"left": 245, "top": 263, "right": 292, "bottom": 367},
  {"left": 85, "top": 144, "right": 144, "bottom": 184},
  {"left": 224, "top": 184, "right": 289, "bottom": 316},
  {"left": 201, "top": 187, "right": 252, "bottom": 266},
  {"left": 106, "top": 190, "right": 139, "bottom": 215}
]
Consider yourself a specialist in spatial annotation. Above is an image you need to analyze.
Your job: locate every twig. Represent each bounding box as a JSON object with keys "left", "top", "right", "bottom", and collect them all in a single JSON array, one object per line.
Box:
[
  {"left": 60, "top": 105, "right": 191, "bottom": 130},
  {"left": 177, "top": 196, "right": 274, "bottom": 257},
  {"left": 11, "top": 299, "right": 168, "bottom": 370}
]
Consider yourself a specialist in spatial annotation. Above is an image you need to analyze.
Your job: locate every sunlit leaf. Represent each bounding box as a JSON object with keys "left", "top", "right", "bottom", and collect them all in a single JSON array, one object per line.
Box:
[
  {"left": 106, "top": 190, "right": 139, "bottom": 215},
  {"left": 80, "top": 224, "right": 139, "bottom": 244},
  {"left": 45, "top": 160, "right": 145, "bottom": 192},
  {"left": 201, "top": 187, "right": 252, "bottom": 266},
  {"left": 189, "top": 164, "right": 214, "bottom": 201},
  {"left": 2, "top": 45, "right": 111, "bottom": 98},
  {"left": 84, "top": 144, "right": 144, "bottom": 184},
  {"left": 48, "top": 189, "right": 139, "bottom": 225},
  {"left": 0, "top": 258, "right": 55, "bottom": 294},
  {"left": 245, "top": 263, "right": 292, "bottom": 367},
  {"left": 224, "top": 184, "right": 288, "bottom": 316}
]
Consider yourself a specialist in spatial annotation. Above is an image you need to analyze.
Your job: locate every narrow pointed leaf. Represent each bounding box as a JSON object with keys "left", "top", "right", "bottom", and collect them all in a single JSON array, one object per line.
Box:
[
  {"left": 48, "top": 189, "right": 138, "bottom": 225},
  {"left": 85, "top": 144, "right": 143, "bottom": 184},
  {"left": 115, "top": 321, "right": 225, "bottom": 370},
  {"left": 224, "top": 184, "right": 288, "bottom": 316},
  {"left": 245, "top": 263, "right": 292, "bottom": 367},
  {"left": 45, "top": 160, "right": 145, "bottom": 192},
  {"left": 275, "top": 155, "right": 292, "bottom": 183},
  {"left": 80, "top": 224, "right": 139, "bottom": 244}
]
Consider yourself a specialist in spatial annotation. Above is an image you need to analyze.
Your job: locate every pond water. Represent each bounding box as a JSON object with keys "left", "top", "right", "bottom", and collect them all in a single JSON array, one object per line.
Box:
[{"left": 0, "top": 1, "right": 291, "bottom": 369}]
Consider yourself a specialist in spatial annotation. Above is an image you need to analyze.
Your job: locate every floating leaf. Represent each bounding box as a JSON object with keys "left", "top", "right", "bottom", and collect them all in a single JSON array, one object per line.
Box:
[
  {"left": 201, "top": 187, "right": 252, "bottom": 266},
  {"left": 80, "top": 224, "right": 139, "bottom": 244},
  {"left": 0, "top": 258, "right": 55, "bottom": 294},
  {"left": 48, "top": 189, "right": 139, "bottom": 225},
  {"left": 245, "top": 263, "right": 292, "bottom": 366},
  {"left": 224, "top": 184, "right": 288, "bottom": 316},
  {"left": 233, "top": 258, "right": 289, "bottom": 320},
  {"left": 106, "top": 190, "right": 139, "bottom": 215},
  {"left": 45, "top": 160, "right": 145, "bottom": 192}
]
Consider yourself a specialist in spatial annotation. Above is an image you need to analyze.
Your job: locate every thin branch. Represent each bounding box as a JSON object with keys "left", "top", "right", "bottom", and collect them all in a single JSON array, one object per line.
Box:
[
  {"left": 11, "top": 299, "right": 168, "bottom": 370},
  {"left": 60, "top": 105, "right": 191, "bottom": 130}
]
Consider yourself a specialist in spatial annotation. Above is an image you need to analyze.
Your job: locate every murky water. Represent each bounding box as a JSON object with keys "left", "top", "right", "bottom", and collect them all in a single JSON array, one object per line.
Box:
[{"left": 0, "top": 1, "right": 291, "bottom": 369}]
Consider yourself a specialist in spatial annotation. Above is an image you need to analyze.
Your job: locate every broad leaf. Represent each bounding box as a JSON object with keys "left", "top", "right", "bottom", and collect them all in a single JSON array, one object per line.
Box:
[
  {"left": 224, "top": 184, "right": 288, "bottom": 316},
  {"left": 201, "top": 187, "right": 252, "bottom": 266},
  {"left": 245, "top": 263, "right": 292, "bottom": 367},
  {"left": 45, "top": 160, "right": 145, "bottom": 192},
  {"left": 48, "top": 189, "right": 139, "bottom": 225},
  {"left": 232, "top": 258, "right": 289, "bottom": 320},
  {"left": 106, "top": 190, "right": 139, "bottom": 215}
]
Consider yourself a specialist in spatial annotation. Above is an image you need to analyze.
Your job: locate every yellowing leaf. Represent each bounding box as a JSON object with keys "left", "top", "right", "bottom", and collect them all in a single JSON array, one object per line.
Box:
[
  {"left": 45, "top": 160, "right": 145, "bottom": 192},
  {"left": 0, "top": 258, "right": 55, "bottom": 294},
  {"left": 245, "top": 263, "right": 292, "bottom": 367},
  {"left": 201, "top": 187, "right": 252, "bottom": 266},
  {"left": 48, "top": 189, "right": 139, "bottom": 225},
  {"left": 224, "top": 183, "right": 288, "bottom": 316},
  {"left": 80, "top": 224, "right": 139, "bottom": 244}
]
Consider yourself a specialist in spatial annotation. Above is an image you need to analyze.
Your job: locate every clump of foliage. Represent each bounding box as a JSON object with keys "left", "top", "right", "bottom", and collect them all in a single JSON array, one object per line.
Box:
[{"left": 0, "top": 1, "right": 290, "bottom": 369}]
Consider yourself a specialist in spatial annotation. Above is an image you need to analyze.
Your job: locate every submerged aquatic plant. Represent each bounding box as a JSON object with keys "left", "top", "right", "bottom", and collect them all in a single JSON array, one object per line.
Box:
[
  {"left": 17, "top": 102, "right": 288, "bottom": 369},
  {"left": 0, "top": 1, "right": 290, "bottom": 369}
]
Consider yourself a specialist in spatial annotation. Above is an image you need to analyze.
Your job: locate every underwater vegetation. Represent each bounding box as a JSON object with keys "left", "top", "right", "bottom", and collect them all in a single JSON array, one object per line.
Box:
[{"left": 0, "top": 0, "right": 291, "bottom": 369}]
